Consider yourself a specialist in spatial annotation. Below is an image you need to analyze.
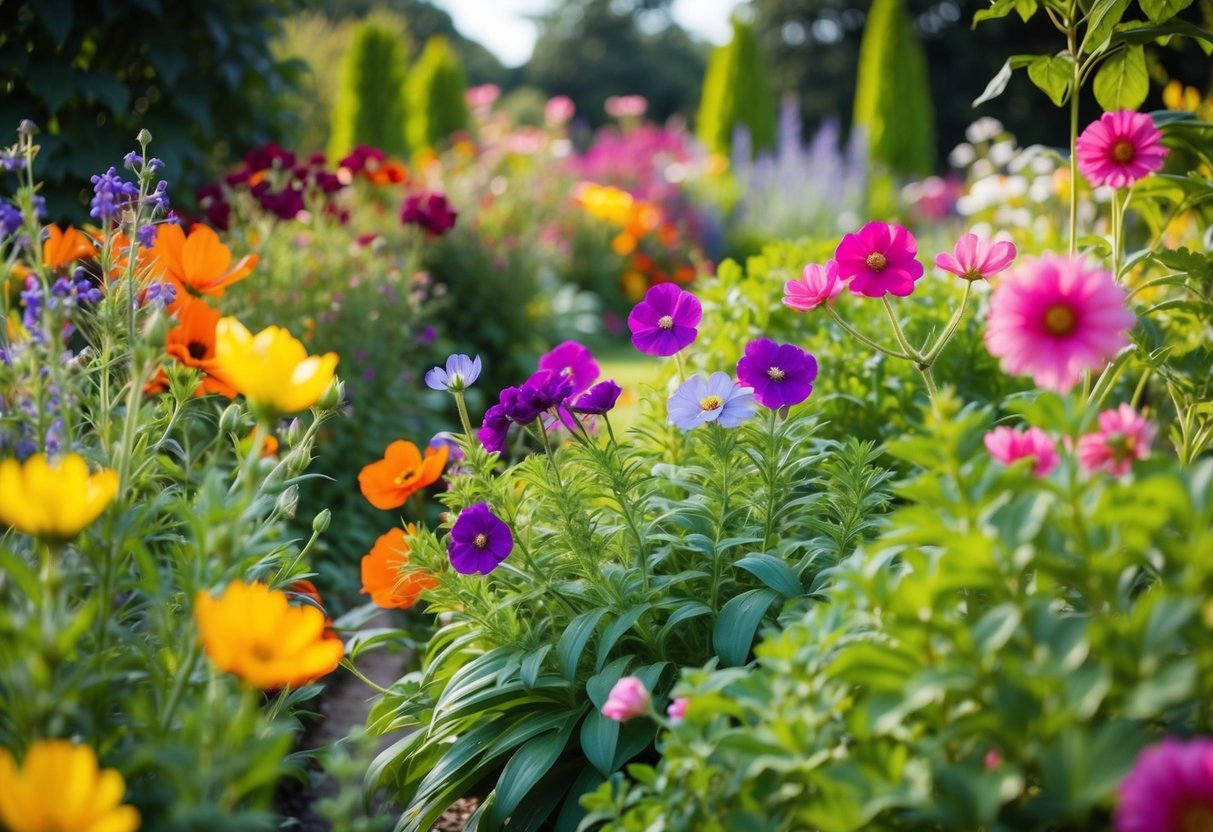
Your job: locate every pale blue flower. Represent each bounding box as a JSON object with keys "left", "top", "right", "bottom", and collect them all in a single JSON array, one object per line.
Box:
[
  {"left": 667, "top": 372, "right": 757, "bottom": 430},
  {"left": 425, "top": 353, "right": 481, "bottom": 392}
]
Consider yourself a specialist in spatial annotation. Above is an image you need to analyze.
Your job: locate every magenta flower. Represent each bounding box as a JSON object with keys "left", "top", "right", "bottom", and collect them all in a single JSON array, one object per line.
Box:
[
  {"left": 627, "top": 283, "right": 702, "bottom": 356},
  {"left": 735, "top": 338, "right": 818, "bottom": 409},
  {"left": 1115, "top": 737, "right": 1213, "bottom": 832},
  {"left": 1076, "top": 110, "right": 1168, "bottom": 189},
  {"left": 935, "top": 233, "right": 1017, "bottom": 281},
  {"left": 448, "top": 503, "right": 513, "bottom": 575},
  {"left": 1077, "top": 404, "right": 1155, "bottom": 476},
  {"left": 478, "top": 404, "right": 510, "bottom": 453},
  {"left": 568, "top": 379, "right": 622, "bottom": 415},
  {"left": 985, "top": 254, "right": 1134, "bottom": 393},
  {"left": 602, "top": 676, "right": 651, "bottom": 722},
  {"left": 984, "top": 426, "right": 1059, "bottom": 476},
  {"left": 667, "top": 697, "right": 689, "bottom": 723},
  {"left": 834, "top": 221, "right": 924, "bottom": 298},
  {"left": 401, "top": 192, "right": 458, "bottom": 237},
  {"left": 605, "top": 95, "right": 647, "bottom": 119},
  {"left": 538, "top": 340, "right": 600, "bottom": 396},
  {"left": 784, "top": 260, "right": 844, "bottom": 311}
]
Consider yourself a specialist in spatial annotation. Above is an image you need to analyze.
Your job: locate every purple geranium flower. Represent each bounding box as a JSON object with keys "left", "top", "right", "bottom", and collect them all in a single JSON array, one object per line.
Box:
[
  {"left": 1116, "top": 737, "right": 1213, "bottom": 832},
  {"left": 667, "top": 372, "right": 757, "bottom": 430},
  {"left": 568, "top": 379, "right": 622, "bottom": 415},
  {"left": 425, "top": 353, "right": 482, "bottom": 392},
  {"left": 736, "top": 338, "right": 818, "bottom": 409},
  {"left": 627, "top": 283, "right": 702, "bottom": 356},
  {"left": 448, "top": 503, "right": 513, "bottom": 574},
  {"left": 538, "top": 340, "right": 599, "bottom": 396},
  {"left": 479, "top": 404, "right": 510, "bottom": 453}
]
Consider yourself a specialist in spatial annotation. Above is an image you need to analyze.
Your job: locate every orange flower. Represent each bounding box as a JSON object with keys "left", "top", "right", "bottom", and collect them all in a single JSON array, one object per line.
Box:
[
  {"left": 358, "top": 440, "right": 448, "bottom": 510},
  {"left": 195, "top": 580, "right": 342, "bottom": 690},
  {"left": 360, "top": 525, "right": 438, "bottom": 609},
  {"left": 146, "top": 297, "right": 237, "bottom": 398},
  {"left": 150, "top": 223, "right": 257, "bottom": 304},
  {"left": 42, "top": 225, "right": 96, "bottom": 270},
  {"left": 367, "top": 159, "right": 408, "bottom": 185}
]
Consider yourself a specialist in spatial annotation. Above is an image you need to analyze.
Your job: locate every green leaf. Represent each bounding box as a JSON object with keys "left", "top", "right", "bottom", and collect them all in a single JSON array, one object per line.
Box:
[
  {"left": 713, "top": 589, "right": 779, "bottom": 667},
  {"left": 34, "top": 0, "right": 73, "bottom": 45},
  {"left": 1027, "top": 55, "right": 1074, "bottom": 106},
  {"left": 1139, "top": 0, "right": 1193, "bottom": 23},
  {"left": 972, "top": 55, "right": 1036, "bottom": 107},
  {"left": 595, "top": 604, "right": 652, "bottom": 670},
  {"left": 579, "top": 709, "right": 619, "bottom": 777},
  {"left": 487, "top": 723, "right": 576, "bottom": 828},
  {"left": 735, "top": 553, "right": 804, "bottom": 598},
  {"left": 1093, "top": 45, "right": 1149, "bottom": 111},
  {"left": 1085, "top": 0, "right": 1132, "bottom": 51},
  {"left": 556, "top": 608, "right": 608, "bottom": 680},
  {"left": 972, "top": 604, "right": 1022, "bottom": 653},
  {"left": 1115, "top": 19, "right": 1213, "bottom": 53},
  {"left": 520, "top": 645, "right": 551, "bottom": 689},
  {"left": 1125, "top": 659, "right": 1198, "bottom": 718}
]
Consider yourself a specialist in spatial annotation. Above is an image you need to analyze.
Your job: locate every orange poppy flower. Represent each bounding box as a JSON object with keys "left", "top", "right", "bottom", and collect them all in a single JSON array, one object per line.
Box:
[
  {"left": 150, "top": 223, "right": 257, "bottom": 304},
  {"left": 145, "top": 297, "right": 237, "bottom": 398},
  {"left": 360, "top": 525, "right": 438, "bottom": 609},
  {"left": 367, "top": 159, "right": 408, "bottom": 185},
  {"left": 358, "top": 440, "right": 448, "bottom": 510},
  {"left": 43, "top": 225, "right": 96, "bottom": 270}
]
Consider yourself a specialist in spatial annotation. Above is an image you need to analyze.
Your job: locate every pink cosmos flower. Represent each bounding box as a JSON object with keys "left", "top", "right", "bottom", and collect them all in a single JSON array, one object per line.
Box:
[
  {"left": 985, "top": 254, "right": 1134, "bottom": 392},
  {"left": 935, "top": 233, "right": 1017, "bottom": 281},
  {"left": 1076, "top": 110, "right": 1168, "bottom": 189},
  {"left": 466, "top": 84, "right": 501, "bottom": 110},
  {"left": 667, "top": 697, "right": 689, "bottom": 723},
  {"left": 605, "top": 95, "right": 647, "bottom": 119},
  {"left": 1115, "top": 737, "right": 1213, "bottom": 832},
  {"left": 545, "top": 95, "right": 575, "bottom": 126},
  {"left": 784, "top": 260, "right": 844, "bottom": 311},
  {"left": 1077, "top": 404, "right": 1155, "bottom": 476},
  {"left": 984, "top": 426, "right": 1059, "bottom": 476},
  {"left": 602, "top": 676, "right": 650, "bottom": 722},
  {"left": 834, "top": 221, "right": 924, "bottom": 298}
]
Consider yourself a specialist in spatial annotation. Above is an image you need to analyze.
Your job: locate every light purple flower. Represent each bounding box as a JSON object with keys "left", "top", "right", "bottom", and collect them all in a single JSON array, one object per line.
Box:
[
  {"left": 448, "top": 503, "right": 513, "bottom": 575},
  {"left": 735, "top": 339, "right": 818, "bottom": 409},
  {"left": 425, "top": 354, "right": 481, "bottom": 392},
  {"left": 538, "top": 340, "right": 599, "bottom": 396},
  {"left": 1116, "top": 737, "right": 1213, "bottom": 832},
  {"left": 668, "top": 372, "right": 757, "bottom": 430},
  {"left": 628, "top": 283, "right": 702, "bottom": 357},
  {"left": 602, "top": 676, "right": 650, "bottom": 721}
]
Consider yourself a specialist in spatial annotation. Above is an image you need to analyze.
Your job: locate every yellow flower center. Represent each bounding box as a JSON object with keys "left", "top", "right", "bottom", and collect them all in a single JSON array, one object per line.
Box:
[
  {"left": 865, "top": 252, "right": 888, "bottom": 272},
  {"left": 1111, "top": 139, "right": 1136, "bottom": 163},
  {"left": 1183, "top": 805, "right": 1213, "bottom": 832},
  {"left": 1043, "top": 304, "right": 1078, "bottom": 336},
  {"left": 699, "top": 395, "right": 723, "bottom": 411},
  {"left": 393, "top": 466, "right": 419, "bottom": 486},
  {"left": 473, "top": 533, "right": 488, "bottom": 548},
  {"left": 767, "top": 366, "right": 786, "bottom": 381},
  {"left": 658, "top": 314, "right": 674, "bottom": 330}
]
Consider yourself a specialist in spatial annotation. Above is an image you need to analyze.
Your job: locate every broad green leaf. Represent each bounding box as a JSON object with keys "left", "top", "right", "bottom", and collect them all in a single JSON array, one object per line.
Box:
[
  {"left": 1027, "top": 54, "right": 1074, "bottom": 106},
  {"left": 713, "top": 589, "right": 779, "bottom": 667},
  {"left": 735, "top": 553, "right": 804, "bottom": 598},
  {"left": 1140, "top": 0, "right": 1193, "bottom": 23},
  {"left": 579, "top": 709, "right": 619, "bottom": 777},
  {"left": 1093, "top": 45, "right": 1149, "bottom": 111},
  {"left": 556, "top": 608, "right": 609, "bottom": 680},
  {"left": 972, "top": 604, "right": 1022, "bottom": 653},
  {"left": 488, "top": 723, "right": 577, "bottom": 828},
  {"left": 972, "top": 55, "right": 1037, "bottom": 107},
  {"left": 595, "top": 604, "right": 652, "bottom": 670},
  {"left": 1085, "top": 0, "right": 1132, "bottom": 51}
]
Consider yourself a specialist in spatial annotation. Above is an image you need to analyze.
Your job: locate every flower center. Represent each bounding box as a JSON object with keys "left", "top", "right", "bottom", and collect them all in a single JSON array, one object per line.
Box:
[
  {"left": 1182, "top": 804, "right": 1213, "bottom": 832},
  {"left": 699, "top": 395, "right": 723, "bottom": 411},
  {"left": 865, "top": 252, "right": 888, "bottom": 272},
  {"left": 561, "top": 366, "right": 574, "bottom": 377},
  {"left": 187, "top": 341, "right": 208, "bottom": 360},
  {"left": 766, "top": 366, "right": 786, "bottom": 381},
  {"left": 1042, "top": 304, "right": 1077, "bottom": 336},
  {"left": 1111, "top": 139, "right": 1136, "bottom": 164},
  {"left": 250, "top": 642, "right": 275, "bottom": 663},
  {"left": 658, "top": 314, "right": 674, "bottom": 330},
  {"left": 392, "top": 466, "right": 418, "bottom": 486},
  {"left": 473, "top": 533, "right": 488, "bottom": 548}
]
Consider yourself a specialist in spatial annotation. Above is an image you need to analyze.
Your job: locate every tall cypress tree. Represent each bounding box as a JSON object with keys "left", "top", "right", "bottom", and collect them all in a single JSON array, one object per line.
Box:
[
  {"left": 406, "top": 36, "right": 470, "bottom": 151},
  {"left": 852, "top": 0, "right": 935, "bottom": 178},
  {"left": 695, "top": 18, "right": 777, "bottom": 157},
  {"left": 328, "top": 21, "right": 409, "bottom": 159}
]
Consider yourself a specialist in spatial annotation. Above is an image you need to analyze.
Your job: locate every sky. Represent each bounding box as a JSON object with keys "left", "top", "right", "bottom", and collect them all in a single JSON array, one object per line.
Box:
[{"left": 431, "top": 0, "right": 741, "bottom": 67}]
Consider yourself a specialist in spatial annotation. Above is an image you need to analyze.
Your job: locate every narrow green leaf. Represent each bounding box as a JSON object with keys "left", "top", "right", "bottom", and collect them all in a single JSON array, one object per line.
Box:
[
  {"left": 556, "top": 608, "right": 609, "bottom": 680},
  {"left": 735, "top": 553, "right": 804, "bottom": 598},
  {"left": 488, "top": 723, "right": 576, "bottom": 827},
  {"left": 712, "top": 589, "right": 779, "bottom": 667},
  {"left": 579, "top": 709, "right": 619, "bottom": 777}
]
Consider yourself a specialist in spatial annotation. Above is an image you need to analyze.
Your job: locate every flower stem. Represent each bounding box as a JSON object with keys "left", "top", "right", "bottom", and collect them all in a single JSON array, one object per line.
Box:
[
  {"left": 1067, "top": 2, "right": 1081, "bottom": 258},
  {"left": 453, "top": 390, "right": 475, "bottom": 443},
  {"left": 922, "top": 280, "right": 973, "bottom": 365},
  {"left": 673, "top": 350, "right": 687, "bottom": 382},
  {"left": 825, "top": 305, "right": 911, "bottom": 361},
  {"left": 880, "top": 297, "right": 922, "bottom": 362}
]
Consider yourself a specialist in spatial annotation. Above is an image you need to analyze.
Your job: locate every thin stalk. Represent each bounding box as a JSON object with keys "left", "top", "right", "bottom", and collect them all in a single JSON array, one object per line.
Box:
[
  {"left": 825, "top": 305, "right": 911, "bottom": 361},
  {"left": 673, "top": 351, "right": 688, "bottom": 382},
  {"left": 1067, "top": 3, "right": 1081, "bottom": 258},
  {"left": 453, "top": 390, "right": 475, "bottom": 443},
  {"left": 1111, "top": 189, "right": 1126, "bottom": 280},
  {"left": 921, "top": 281, "right": 973, "bottom": 365},
  {"left": 159, "top": 642, "right": 202, "bottom": 733}
]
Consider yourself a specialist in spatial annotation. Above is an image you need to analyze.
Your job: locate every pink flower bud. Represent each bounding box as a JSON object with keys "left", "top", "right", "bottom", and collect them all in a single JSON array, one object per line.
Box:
[
  {"left": 666, "top": 697, "right": 689, "bottom": 723},
  {"left": 602, "top": 676, "right": 650, "bottom": 722}
]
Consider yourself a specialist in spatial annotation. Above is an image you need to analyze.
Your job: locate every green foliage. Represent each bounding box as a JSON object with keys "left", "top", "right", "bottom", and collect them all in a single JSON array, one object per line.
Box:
[
  {"left": 695, "top": 19, "right": 777, "bottom": 157},
  {"left": 326, "top": 17, "right": 410, "bottom": 159},
  {"left": 852, "top": 0, "right": 936, "bottom": 178},
  {"left": 406, "top": 36, "right": 470, "bottom": 151},
  {"left": 0, "top": 0, "right": 305, "bottom": 219},
  {"left": 587, "top": 396, "right": 1213, "bottom": 831}
]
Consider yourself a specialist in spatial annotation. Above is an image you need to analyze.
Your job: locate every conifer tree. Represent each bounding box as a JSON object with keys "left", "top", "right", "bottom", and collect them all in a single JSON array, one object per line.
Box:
[
  {"left": 695, "top": 18, "right": 777, "bottom": 157},
  {"left": 406, "top": 36, "right": 470, "bottom": 151},
  {"left": 328, "top": 21, "right": 409, "bottom": 159}
]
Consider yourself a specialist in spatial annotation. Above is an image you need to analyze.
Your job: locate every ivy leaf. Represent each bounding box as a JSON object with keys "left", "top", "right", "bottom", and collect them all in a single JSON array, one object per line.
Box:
[
  {"left": 1027, "top": 55, "right": 1074, "bottom": 106},
  {"left": 1093, "top": 45, "right": 1149, "bottom": 111},
  {"left": 1139, "top": 0, "right": 1194, "bottom": 23}
]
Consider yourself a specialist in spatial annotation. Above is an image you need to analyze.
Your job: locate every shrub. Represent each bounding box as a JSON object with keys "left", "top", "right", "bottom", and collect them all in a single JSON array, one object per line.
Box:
[
  {"left": 328, "top": 20, "right": 410, "bottom": 159},
  {"left": 406, "top": 36, "right": 470, "bottom": 151},
  {"left": 695, "top": 18, "right": 777, "bottom": 158}
]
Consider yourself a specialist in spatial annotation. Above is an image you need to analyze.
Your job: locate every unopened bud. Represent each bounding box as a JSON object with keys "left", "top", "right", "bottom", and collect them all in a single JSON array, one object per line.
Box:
[
  {"left": 275, "top": 484, "right": 299, "bottom": 519},
  {"left": 219, "top": 402, "right": 242, "bottom": 434},
  {"left": 312, "top": 509, "right": 331, "bottom": 534},
  {"left": 318, "top": 378, "right": 343, "bottom": 411}
]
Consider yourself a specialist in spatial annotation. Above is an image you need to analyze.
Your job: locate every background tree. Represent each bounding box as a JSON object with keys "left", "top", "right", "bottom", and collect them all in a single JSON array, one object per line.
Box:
[
  {"left": 0, "top": 0, "right": 305, "bottom": 218},
  {"left": 328, "top": 19, "right": 410, "bottom": 159},
  {"left": 696, "top": 17, "right": 777, "bottom": 156},
  {"left": 406, "top": 36, "right": 470, "bottom": 151}
]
